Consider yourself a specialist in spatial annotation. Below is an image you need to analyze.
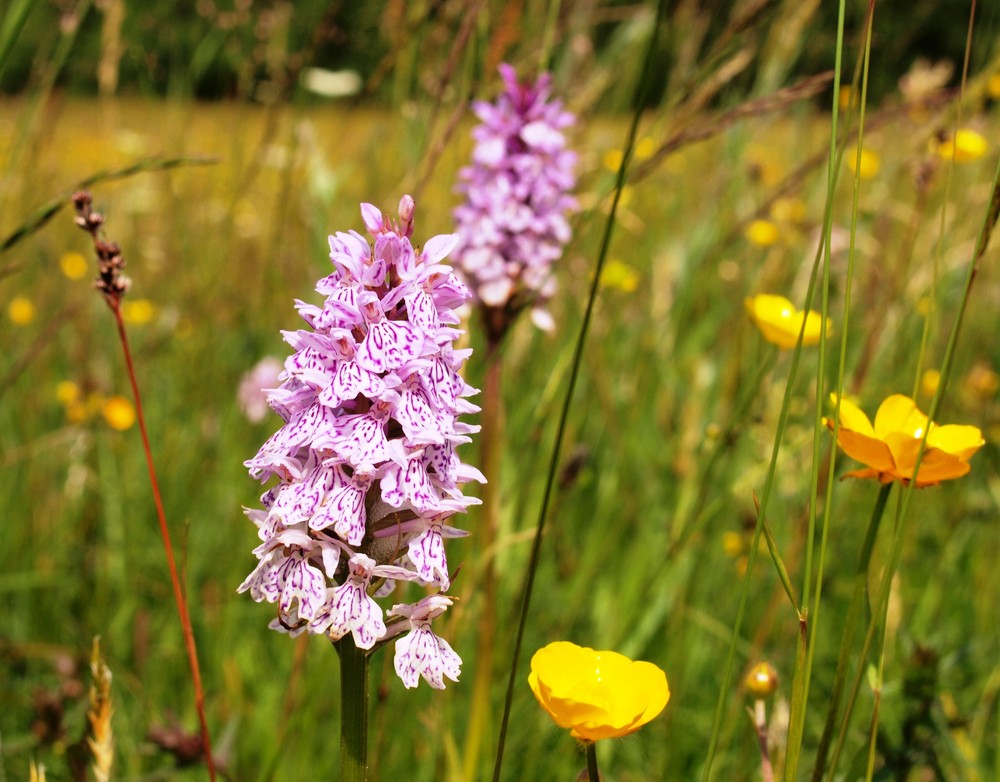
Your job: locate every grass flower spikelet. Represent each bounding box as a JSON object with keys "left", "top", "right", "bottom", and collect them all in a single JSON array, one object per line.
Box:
[
  {"left": 241, "top": 196, "right": 484, "bottom": 689},
  {"left": 453, "top": 63, "right": 577, "bottom": 335}
]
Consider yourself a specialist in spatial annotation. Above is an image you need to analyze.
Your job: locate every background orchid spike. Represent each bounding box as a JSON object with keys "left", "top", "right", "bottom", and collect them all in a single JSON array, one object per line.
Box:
[
  {"left": 528, "top": 641, "right": 670, "bottom": 743},
  {"left": 826, "top": 393, "right": 984, "bottom": 486},
  {"left": 745, "top": 293, "right": 830, "bottom": 349},
  {"left": 452, "top": 62, "right": 578, "bottom": 339},
  {"left": 240, "top": 196, "right": 485, "bottom": 688}
]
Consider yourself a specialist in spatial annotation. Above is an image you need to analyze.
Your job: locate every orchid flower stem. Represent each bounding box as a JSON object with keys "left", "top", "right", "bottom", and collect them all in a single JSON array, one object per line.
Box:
[
  {"left": 337, "top": 638, "right": 370, "bottom": 782},
  {"left": 810, "top": 482, "right": 891, "bottom": 782},
  {"left": 111, "top": 303, "right": 217, "bottom": 782},
  {"left": 463, "top": 334, "right": 504, "bottom": 780},
  {"left": 585, "top": 742, "right": 600, "bottom": 782}
]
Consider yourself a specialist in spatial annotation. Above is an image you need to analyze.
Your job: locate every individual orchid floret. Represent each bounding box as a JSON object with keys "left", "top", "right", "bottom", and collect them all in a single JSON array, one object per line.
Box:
[
  {"left": 388, "top": 595, "right": 462, "bottom": 690},
  {"left": 240, "top": 196, "right": 484, "bottom": 688},
  {"left": 452, "top": 63, "right": 577, "bottom": 338}
]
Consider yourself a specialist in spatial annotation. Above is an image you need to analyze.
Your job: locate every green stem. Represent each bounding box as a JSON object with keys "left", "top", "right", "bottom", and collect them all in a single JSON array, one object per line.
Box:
[
  {"left": 491, "top": 1, "right": 668, "bottom": 778},
  {"left": 463, "top": 335, "right": 503, "bottom": 781},
  {"left": 337, "top": 639, "right": 370, "bottom": 782},
  {"left": 585, "top": 741, "right": 600, "bottom": 782},
  {"left": 810, "top": 482, "right": 891, "bottom": 782}
]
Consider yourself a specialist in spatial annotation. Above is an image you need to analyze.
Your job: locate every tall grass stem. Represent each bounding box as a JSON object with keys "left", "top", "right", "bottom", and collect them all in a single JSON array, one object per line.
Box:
[
  {"left": 490, "top": 0, "right": 668, "bottom": 777},
  {"left": 810, "top": 482, "right": 892, "bottom": 782}
]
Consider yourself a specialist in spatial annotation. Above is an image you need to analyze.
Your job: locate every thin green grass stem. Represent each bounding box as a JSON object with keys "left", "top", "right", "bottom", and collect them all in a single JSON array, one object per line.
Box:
[
  {"left": 810, "top": 482, "right": 892, "bottom": 782},
  {"left": 539, "top": 0, "right": 563, "bottom": 72},
  {"left": 787, "top": 0, "right": 868, "bottom": 775},
  {"left": 0, "top": 0, "right": 33, "bottom": 80},
  {"left": 585, "top": 742, "right": 600, "bottom": 782},
  {"left": 911, "top": 0, "right": 977, "bottom": 400},
  {"left": 336, "top": 638, "right": 370, "bottom": 782},
  {"left": 668, "top": 348, "right": 776, "bottom": 556},
  {"left": 490, "top": 1, "right": 667, "bottom": 778},
  {"left": 463, "top": 337, "right": 503, "bottom": 781},
  {"left": 0, "top": 156, "right": 217, "bottom": 255},
  {"left": 827, "top": 145, "right": 999, "bottom": 782}
]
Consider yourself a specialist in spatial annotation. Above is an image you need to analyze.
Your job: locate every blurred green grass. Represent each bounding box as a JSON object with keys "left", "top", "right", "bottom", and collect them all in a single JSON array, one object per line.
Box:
[{"left": 1, "top": 80, "right": 999, "bottom": 782}]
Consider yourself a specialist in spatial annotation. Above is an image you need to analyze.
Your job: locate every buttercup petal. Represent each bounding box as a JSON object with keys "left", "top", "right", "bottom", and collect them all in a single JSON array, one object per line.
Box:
[
  {"left": 829, "top": 394, "right": 876, "bottom": 437},
  {"left": 835, "top": 429, "right": 896, "bottom": 474},
  {"left": 926, "top": 424, "right": 985, "bottom": 458},
  {"left": 873, "top": 394, "right": 928, "bottom": 438}
]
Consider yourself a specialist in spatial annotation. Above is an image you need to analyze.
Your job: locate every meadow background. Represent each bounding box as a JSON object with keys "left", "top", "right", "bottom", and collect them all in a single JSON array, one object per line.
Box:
[{"left": 1, "top": 1, "right": 999, "bottom": 780}]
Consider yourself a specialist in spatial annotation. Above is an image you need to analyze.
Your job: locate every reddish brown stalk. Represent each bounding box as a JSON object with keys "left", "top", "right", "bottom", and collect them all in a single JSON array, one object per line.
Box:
[{"left": 72, "top": 192, "right": 216, "bottom": 781}]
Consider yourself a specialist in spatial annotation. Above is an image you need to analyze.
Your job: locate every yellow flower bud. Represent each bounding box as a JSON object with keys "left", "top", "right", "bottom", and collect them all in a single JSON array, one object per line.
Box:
[{"left": 745, "top": 662, "right": 779, "bottom": 699}]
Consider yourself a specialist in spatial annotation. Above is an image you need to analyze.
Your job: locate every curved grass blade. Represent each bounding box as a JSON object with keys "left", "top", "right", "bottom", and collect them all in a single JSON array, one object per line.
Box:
[{"left": 0, "top": 156, "right": 218, "bottom": 255}]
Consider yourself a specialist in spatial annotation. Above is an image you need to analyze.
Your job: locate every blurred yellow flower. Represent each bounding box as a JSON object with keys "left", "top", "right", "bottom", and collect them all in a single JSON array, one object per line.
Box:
[
  {"left": 846, "top": 148, "right": 881, "bottom": 179},
  {"left": 602, "top": 148, "right": 623, "bottom": 172},
  {"left": 121, "top": 299, "right": 156, "bottom": 325},
  {"left": 8, "top": 296, "right": 36, "bottom": 325},
  {"left": 936, "top": 129, "right": 988, "bottom": 162},
  {"left": 59, "top": 251, "right": 89, "bottom": 280},
  {"left": 990, "top": 73, "right": 1000, "bottom": 100},
  {"left": 745, "top": 294, "right": 829, "bottom": 350},
  {"left": 963, "top": 361, "right": 998, "bottom": 402},
  {"left": 745, "top": 662, "right": 779, "bottom": 699},
  {"left": 770, "top": 197, "right": 807, "bottom": 224},
  {"left": 722, "top": 530, "right": 746, "bottom": 558},
  {"left": 529, "top": 641, "right": 669, "bottom": 743},
  {"left": 826, "top": 393, "right": 984, "bottom": 486},
  {"left": 55, "top": 380, "right": 82, "bottom": 405},
  {"left": 921, "top": 369, "right": 941, "bottom": 398},
  {"left": 102, "top": 395, "right": 136, "bottom": 431},
  {"left": 745, "top": 219, "right": 780, "bottom": 247},
  {"left": 599, "top": 259, "right": 640, "bottom": 292},
  {"left": 635, "top": 136, "right": 656, "bottom": 160}
]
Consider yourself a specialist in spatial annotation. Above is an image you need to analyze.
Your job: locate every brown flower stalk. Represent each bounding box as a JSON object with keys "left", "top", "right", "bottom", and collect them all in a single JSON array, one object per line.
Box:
[
  {"left": 86, "top": 638, "right": 114, "bottom": 782},
  {"left": 71, "top": 191, "right": 216, "bottom": 781}
]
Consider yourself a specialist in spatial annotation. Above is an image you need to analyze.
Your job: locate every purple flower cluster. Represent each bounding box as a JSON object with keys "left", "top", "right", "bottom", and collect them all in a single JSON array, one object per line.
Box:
[
  {"left": 240, "top": 196, "right": 484, "bottom": 689},
  {"left": 453, "top": 63, "right": 577, "bottom": 333}
]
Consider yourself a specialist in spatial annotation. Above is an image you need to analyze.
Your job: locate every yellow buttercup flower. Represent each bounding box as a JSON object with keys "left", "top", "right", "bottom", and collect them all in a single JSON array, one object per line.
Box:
[
  {"left": 921, "top": 369, "right": 941, "bottom": 398},
  {"left": 745, "top": 294, "right": 829, "bottom": 350},
  {"left": 102, "top": 395, "right": 136, "bottom": 431},
  {"left": 635, "top": 136, "right": 656, "bottom": 160},
  {"left": 529, "top": 641, "right": 669, "bottom": 743},
  {"left": 825, "top": 393, "right": 984, "bottom": 486},
  {"left": 59, "top": 251, "right": 89, "bottom": 280},
  {"left": 599, "top": 259, "right": 640, "bottom": 292},
  {"left": 602, "top": 148, "right": 623, "bottom": 172},
  {"left": 989, "top": 73, "right": 1000, "bottom": 100},
  {"left": 55, "top": 380, "right": 82, "bottom": 405},
  {"left": 769, "top": 197, "right": 807, "bottom": 224},
  {"left": 745, "top": 219, "right": 780, "bottom": 247},
  {"left": 936, "top": 129, "right": 988, "bottom": 162},
  {"left": 121, "top": 298, "right": 156, "bottom": 325},
  {"left": 8, "top": 296, "right": 35, "bottom": 325},
  {"left": 846, "top": 147, "right": 880, "bottom": 179}
]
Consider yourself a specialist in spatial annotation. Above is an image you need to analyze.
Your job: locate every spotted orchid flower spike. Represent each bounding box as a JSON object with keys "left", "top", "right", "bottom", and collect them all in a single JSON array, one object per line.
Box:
[{"left": 240, "top": 196, "right": 484, "bottom": 689}]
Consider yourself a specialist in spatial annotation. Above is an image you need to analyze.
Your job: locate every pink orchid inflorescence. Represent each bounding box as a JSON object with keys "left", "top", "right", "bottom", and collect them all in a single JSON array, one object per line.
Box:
[
  {"left": 453, "top": 63, "right": 577, "bottom": 337},
  {"left": 240, "top": 196, "right": 484, "bottom": 689}
]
